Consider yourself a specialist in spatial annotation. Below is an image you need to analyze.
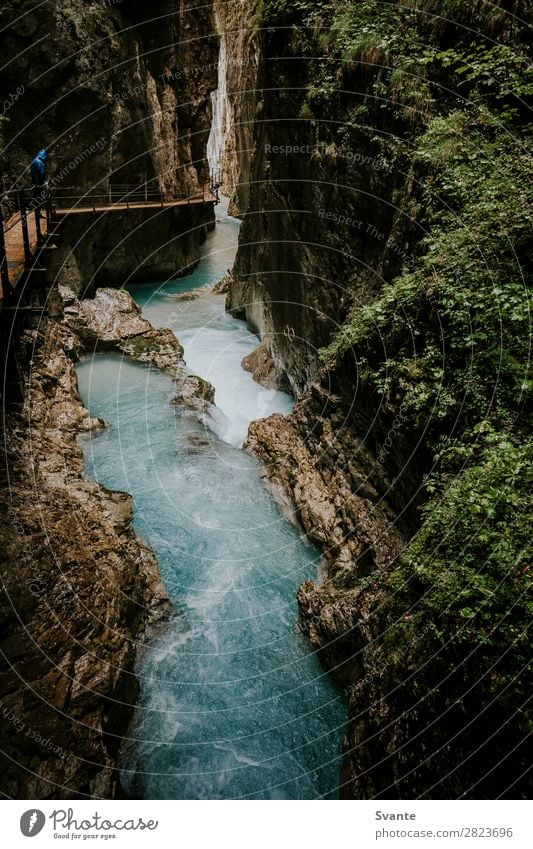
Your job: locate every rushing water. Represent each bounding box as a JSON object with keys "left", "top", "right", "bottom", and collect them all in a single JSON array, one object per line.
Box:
[
  {"left": 206, "top": 5, "right": 231, "bottom": 178},
  {"left": 76, "top": 200, "right": 345, "bottom": 799}
]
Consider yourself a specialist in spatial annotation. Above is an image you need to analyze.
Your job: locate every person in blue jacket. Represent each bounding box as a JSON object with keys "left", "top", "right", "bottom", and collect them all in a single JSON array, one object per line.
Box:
[{"left": 30, "top": 149, "right": 47, "bottom": 214}]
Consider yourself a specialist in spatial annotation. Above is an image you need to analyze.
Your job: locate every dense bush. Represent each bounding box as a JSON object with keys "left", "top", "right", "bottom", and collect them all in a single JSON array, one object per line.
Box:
[{"left": 258, "top": 0, "right": 532, "bottom": 795}]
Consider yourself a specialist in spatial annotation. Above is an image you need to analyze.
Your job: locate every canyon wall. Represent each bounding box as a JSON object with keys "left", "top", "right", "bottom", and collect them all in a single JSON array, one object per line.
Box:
[
  {"left": 211, "top": 0, "right": 260, "bottom": 216},
  {"left": 1, "top": 0, "right": 219, "bottom": 290},
  {"left": 234, "top": 0, "right": 531, "bottom": 798},
  {"left": 2, "top": 0, "right": 217, "bottom": 197},
  {"left": 228, "top": 13, "right": 409, "bottom": 396},
  {"left": 0, "top": 0, "right": 220, "bottom": 797},
  {"left": 50, "top": 203, "right": 213, "bottom": 296}
]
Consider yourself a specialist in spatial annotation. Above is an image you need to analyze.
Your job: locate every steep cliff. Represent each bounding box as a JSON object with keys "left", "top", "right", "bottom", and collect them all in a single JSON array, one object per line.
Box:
[
  {"left": 2, "top": 0, "right": 217, "bottom": 197},
  {"left": 49, "top": 203, "right": 213, "bottom": 295},
  {"left": 235, "top": 0, "right": 532, "bottom": 798},
  {"left": 210, "top": 0, "right": 260, "bottom": 215},
  {"left": 228, "top": 0, "right": 409, "bottom": 395},
  {"left": 0, "top": 0, "right": 221, "bottom": 798},
  {"left": 1, "top": 1, "right": 221, "bottom": 290}
]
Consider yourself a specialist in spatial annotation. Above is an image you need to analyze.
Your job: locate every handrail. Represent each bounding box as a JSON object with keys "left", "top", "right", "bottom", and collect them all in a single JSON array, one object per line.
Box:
[
  {"left": 0, "top": 207, "right": 10, "bottom": 295},
  {"left": 53, "top": 193, "right": 164, "bottom": 201},
  {"left": 3, "top": 194, "right": 49, "bottom": 233},
  {"left": 1, "top": 179, "right": 217, "bottom": 302},
  {"left": 52, "top": 182, "right": 215, "bottom": 211},
  {"left": 0, "top": 186, "right": 53, "bottom": 300},
  {"left": 3, "top": 182, "right": 216, "bottom": 204}
]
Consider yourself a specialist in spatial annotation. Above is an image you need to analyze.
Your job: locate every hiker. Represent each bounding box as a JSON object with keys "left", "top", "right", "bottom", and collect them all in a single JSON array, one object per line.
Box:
[{"left": 30, "top": 149, "right": 47, "bottom": 214}]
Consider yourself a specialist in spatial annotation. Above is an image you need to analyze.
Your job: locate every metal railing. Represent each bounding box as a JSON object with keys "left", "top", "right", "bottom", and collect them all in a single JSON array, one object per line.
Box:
[
  {"left": 0, "top": 186, "right": 54, "bottom": 297},
  {"left": 1, "top": 177, "right": 219, "bottom": 301},
  {"left": 52, "top": 183, "right": 164, "bottom": 211},
  {"left": 52, "top": 181, "right": 217, "bottom": 212}
]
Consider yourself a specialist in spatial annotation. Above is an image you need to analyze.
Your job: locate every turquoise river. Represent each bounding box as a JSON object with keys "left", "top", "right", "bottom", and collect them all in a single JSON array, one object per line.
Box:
[{"left": 76, "top": 200, "right": 346, "bottom": 799}]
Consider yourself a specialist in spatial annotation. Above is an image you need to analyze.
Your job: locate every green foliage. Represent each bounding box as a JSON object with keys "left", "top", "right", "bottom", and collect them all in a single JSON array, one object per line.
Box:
[
  {"left": 383, "top": 434, "right": 532, "bottom": 690},
  {"left": 259, "top": 0, "right": 532, "bottom": 127},
  {"left": 330, "top": 1, "right": 440, "bottom": 124},
  {"left": 324, "top": 108, "right": 532, "bottom": 431},
  {"left": 255, "top": 0, "right": 320, "bottom": 28},
  {"left": 430, "top": 42, "right": 533, "bottom": 102},
  {"left": 313, "top": 1, "right": 532, "bottom": 749}
]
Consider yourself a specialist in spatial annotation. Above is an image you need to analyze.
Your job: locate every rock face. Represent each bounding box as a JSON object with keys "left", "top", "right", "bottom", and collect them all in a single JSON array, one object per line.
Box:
[
  {"left": 233, "top": 0, "right": 531, "bottom": 800},
  {"left": 0, "top": 316, "right": 169, "bottom": 798},
  {"left": 63, "top": 286, "right": 185, "bottom": 376},
  {"left": 211, "top": 0, "right": 260, "bottom": 215},
  {"left": 50, "top": 205, "right": 214, "bottom": 294},
  {"left": 226, "top": 12, "right": 412, "bottom": 397},
  {"left": 172, "top": 375, "right": 215, "bottom": 413},
  {"left": 2, "top": 1, "right": 217, "bottom": 198},
  {"left": 246, "top": 377, "right": 419, "bottom": 685},
  {"left": 241, "top": 340, "right": 280, "bottom": 391},
  {"left": 1, "top": 0, "right": 218, "bottom": 289},
  {"left": 230, "top": 3, "right": 430, "bottom": 738}
]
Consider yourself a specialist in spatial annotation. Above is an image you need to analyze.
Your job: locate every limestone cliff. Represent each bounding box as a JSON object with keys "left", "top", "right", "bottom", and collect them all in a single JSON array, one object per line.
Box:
[
  {"left": 233, "top": 0, "right": 531, "bottom": 799},
  {"left": 210, "top": 0, "right": 260, "bottom": 215},
  {"left": 1, "top": 0, "right": 220, "bottom": 290},
  {"left": 2, "top": 0, "right": 218, "bottom": 197},
  {"left": 0, "top": 311, "right": 170, "bottom": 798},
  {"left": 227, "top": 8, "right": 407, "bottom": 395},
  {"left": 49, "top": 202, "right": 213, "bottom": 296}
]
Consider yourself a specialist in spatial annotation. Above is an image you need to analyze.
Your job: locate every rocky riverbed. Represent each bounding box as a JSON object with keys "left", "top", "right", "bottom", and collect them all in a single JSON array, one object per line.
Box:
[
  {"left": 246, "top": 385, "right": 406, "bottom": 684},
  {"left": 0, "top": 285, "right": 213, "bottom": 798}
]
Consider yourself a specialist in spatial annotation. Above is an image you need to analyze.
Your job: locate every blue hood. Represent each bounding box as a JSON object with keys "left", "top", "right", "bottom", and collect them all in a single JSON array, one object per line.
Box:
[{"left": 31, "top": 149, "right": 48, "bottom": 185}]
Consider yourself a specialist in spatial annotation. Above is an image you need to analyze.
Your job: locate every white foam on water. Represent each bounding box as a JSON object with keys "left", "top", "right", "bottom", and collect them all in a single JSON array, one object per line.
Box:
[
  {"left": 77, "top": 201, "right": 346, "bottom": 800},
  {"left": 132, "top": 200, "right": 294, "bottom": 448},
  {"left": 207, "top": 7, "right": 232, "bottom": 178},
  {"left": 213, "top": 742, "right": 263, "bottom": 768}
]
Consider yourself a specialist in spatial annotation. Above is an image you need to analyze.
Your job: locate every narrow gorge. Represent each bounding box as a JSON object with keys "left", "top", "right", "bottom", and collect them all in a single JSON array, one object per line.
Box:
[{"left": 0, "top": 0, "right": 530, "bottom": 804}]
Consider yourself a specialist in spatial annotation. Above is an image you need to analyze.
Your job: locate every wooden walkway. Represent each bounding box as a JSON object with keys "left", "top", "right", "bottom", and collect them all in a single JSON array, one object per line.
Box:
[
  {"left": 1, "top": 184, "right": 218, "bottom": 313},
  {"left": 55, "top": 192, "right": 217, "bottom": 216},
  {"left": 1, "top": 211, "right": 48, "bottom": 308}
]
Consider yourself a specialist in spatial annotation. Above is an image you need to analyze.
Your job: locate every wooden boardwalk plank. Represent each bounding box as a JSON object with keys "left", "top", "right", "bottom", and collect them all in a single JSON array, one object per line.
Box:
[
  {"left": 1, "top": 190, "right": 216, "bottom": 313},
  {"left": 55, "top": 193, "right": 216, "bottom": 216},
  {"left": 2, "top": 211, "right": 48, "bottom": 295}
]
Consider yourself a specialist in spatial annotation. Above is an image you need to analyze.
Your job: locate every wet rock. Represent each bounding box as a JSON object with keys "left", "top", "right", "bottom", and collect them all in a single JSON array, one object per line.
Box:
[
  {"left": 66, "top": 288, "right": 152, "bottom": 346},
  {"left": 172, "top": 375, "right": 215, "bottom": 413},
  {"left": 0, "top": 317, "right": 170, "bottom": 799},
  {"left": 212, "top": 270, "right": 233, "bottom": 294},
  {"left": 63, "top": 287, "right": 185, "bottom": 377},
  {"left": 173, "top": 290, "right": 202, "bottom": 302},
  {"left": 241, "top": 340, "right": 280, "bottom": 390},
  {"left": 245, "top": 394, "right": 406, "bottom": 656},
  {"left": 120, "top": 328, "right": 184, "bottom": 376},
  {"left": 177, "top": 432, "right": 213, "bottom": 454}
]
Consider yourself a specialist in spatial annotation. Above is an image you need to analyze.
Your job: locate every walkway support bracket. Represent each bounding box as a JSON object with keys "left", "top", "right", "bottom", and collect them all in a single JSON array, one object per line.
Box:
[
  {"left": 18, "top": 189, "right": 32, "bottom": 268},
  {"left": 0, "top": 207, "right": 10, "bottom": 297}
]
